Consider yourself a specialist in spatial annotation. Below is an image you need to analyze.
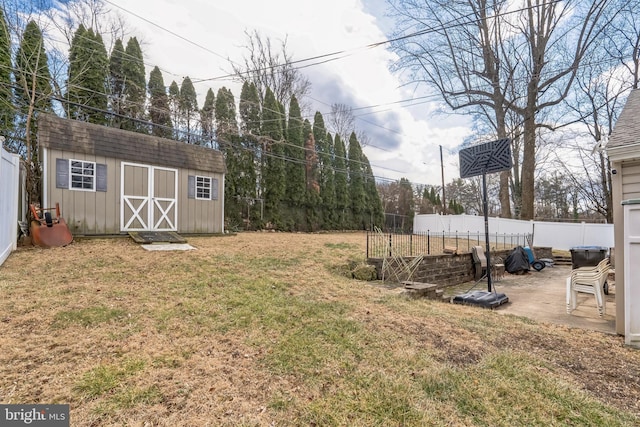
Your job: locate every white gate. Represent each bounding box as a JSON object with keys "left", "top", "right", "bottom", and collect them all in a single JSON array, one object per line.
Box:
[
  {"left": 0, "top": 145, "right": 20, "bottom": 266},
  {"left": 120, "top": 162, "right": 177, "bottom": 232}
]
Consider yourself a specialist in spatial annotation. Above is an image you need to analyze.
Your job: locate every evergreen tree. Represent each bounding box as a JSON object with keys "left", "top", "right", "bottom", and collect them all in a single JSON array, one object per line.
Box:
[
  {"left": 284, "top": 95, "right": 306, "bottom": 230},
  {"left": 397, "top": 178, "right": 414, "bottom": 232},
  {"left": 179, "top": 76, "right": 198, "bottom": 143},
  {"left": 15, "top": 21, "right": 52, "bottom": 115},
  {"left": 418, "top": 186, "right": 431, "bottom": 213},
  {"left": 325, "top": 131, "right": 338, "bottom": 227},
  {"left": 67, "top": 26, "right": 109, "bottom": 124},
  {"left": 239, "top": 82, "right": 261, "bottom": 137},
  {"left": 303, "top": 119, "right": 322, "bottom": 231},
  {"left": 200, "top": 88, "right": 215, "bottom": 147},
  {"left": 363, "top": 152, "right": 384, "bottom": 229},
  {"left": 239, "top": 82, "right": 261, "bottom": 227},
  {"left": 333, "top": 134, "right": 348, "bottom": 229},
  {"left": 348, "top": 132, "right": 366, "bottom": 228},
  {"left": 451, "top": 200, "right": 465, "bottom": 214},
  {"left": 215, "top": 87, "right": 242, "bottom": 227},
  {"left": 14, "top": 20, "right": 53, "bottom": 206},
  {"left": 429, "top": 187, "right": 436, "bottom": 204},
  {"left": 262, "top": 87, "right": 285, "bottom": 228},
  {"left": 148, "top": 66, "right": 172, "bottom": 138},
  {"left": 108, "top": 38, "right": 126, "bottom": 127},
  {"left": 314, "top": 112, "right": 336, "bottom": 228},
  {"left": 122, "top": 37, "right": 146, "bottom": 133},
  {"left": 168, "top": 80, "right": 180, "bottom": 139},
  {"left": 278, "top": 101, "right": 287, "bottom": 140},
  {"left": 0, "top": 7, "right": 14, "bottom": 145},
  {"left": 215, "top": 87, "right": 238, "bottom": 144}
]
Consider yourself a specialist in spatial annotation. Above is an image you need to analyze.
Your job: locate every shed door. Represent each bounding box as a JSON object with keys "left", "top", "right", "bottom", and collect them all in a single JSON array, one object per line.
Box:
[{"left": 121, "top": 162, "right": 178, "bottom": 231}]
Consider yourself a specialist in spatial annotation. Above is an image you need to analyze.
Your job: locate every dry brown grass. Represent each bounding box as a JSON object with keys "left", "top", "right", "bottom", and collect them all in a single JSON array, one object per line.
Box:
[{"left": 1, "top": 232, "right": 639, "bottom": 426}]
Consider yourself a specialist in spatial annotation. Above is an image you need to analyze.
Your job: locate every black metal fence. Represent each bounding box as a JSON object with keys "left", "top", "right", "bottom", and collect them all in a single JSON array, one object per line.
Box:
[{"left": 366, "top": 231, "right": 532, "bottom": 258}]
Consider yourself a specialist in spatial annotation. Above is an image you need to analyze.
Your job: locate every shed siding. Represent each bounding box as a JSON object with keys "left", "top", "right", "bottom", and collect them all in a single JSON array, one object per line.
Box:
[
  {"left": 45, "top": 148, "right": 120, "bottom": 235},
  {"left": 178, "top": 168, "right": 224, "bottom": 233},
  {"left": 46, "top": 150, "right": 224, "bottom": 235},
  {"left": 622, "top": 159, "right": 640, "bottom": 200},
  {"left": 40, "top": 115, "right": 225, "bottom": 236}
]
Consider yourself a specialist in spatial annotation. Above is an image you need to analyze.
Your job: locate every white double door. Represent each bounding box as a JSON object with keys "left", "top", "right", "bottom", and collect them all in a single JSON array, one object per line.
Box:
[{"left": 121, "top": 162, "right": 178, "bottom": 231}]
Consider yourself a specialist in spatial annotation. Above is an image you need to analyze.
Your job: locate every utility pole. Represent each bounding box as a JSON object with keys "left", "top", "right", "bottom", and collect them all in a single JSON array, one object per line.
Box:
[{"left": 440, "top": 145, "right": 447, "bottom": 214}]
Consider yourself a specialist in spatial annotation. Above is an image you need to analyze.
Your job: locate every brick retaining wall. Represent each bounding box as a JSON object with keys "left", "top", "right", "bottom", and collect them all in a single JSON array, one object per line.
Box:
[{"left": 368, "top": 247, "right": 552, "bottom": 287}]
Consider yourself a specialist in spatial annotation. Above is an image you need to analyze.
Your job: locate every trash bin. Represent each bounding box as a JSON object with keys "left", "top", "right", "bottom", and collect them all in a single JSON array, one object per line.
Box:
[{"left": 569, "top": 246, "right": 608, "bottom": 269}]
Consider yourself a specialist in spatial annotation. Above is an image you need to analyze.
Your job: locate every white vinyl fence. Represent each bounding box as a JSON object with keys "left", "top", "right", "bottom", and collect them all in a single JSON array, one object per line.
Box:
[
  {"left": 414, "top": 214, "right": 614, "bottom": 251},
  {"left": 0, "top": 145, "right": 20, "bottom": 266}
]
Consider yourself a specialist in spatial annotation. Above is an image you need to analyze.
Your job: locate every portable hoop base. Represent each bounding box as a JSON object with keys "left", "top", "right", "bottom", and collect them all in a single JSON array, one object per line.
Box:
[{"left": 452, "top": 290, "right": 509, "bottom": 309}]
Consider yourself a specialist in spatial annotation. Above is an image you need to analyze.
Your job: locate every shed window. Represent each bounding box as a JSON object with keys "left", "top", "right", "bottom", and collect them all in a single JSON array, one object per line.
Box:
[
  {"left": 70, "top": 159, "right": 95, "bottom": 191},
  {"left": 196, "top": 176, "right": 212, "bottom": 200}
]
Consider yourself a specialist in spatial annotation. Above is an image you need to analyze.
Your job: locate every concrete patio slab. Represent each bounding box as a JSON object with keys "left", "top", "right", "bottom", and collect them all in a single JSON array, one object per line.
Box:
[{"left": 446, "top": 265, "right": 617, "bottom": 335}]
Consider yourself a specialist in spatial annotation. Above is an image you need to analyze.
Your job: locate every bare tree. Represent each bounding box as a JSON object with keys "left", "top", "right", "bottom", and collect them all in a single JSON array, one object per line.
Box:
[
  {"left": 231, "top": 30, "right": 311, "bottom": 110},
  {"left": 388, "top": 0, "right": 517, "bottom": 216},
  {"left": 387, "top": 0, "right": 618, "bottom": 219},
  {"left": 377, "top": 181, "right": 400, "bottom": 215},
  {"left": 608, "top": 0, "right": 640, "bottom": 89},
  {"left": 510, "top": 0, "right": 615, "bottom": 219},
  {"left": 327, "top": 102, "right": 372, "bottom": 150},
  {"left": 328, "top": 103, "right": 355, "bottom": 142},
  {"left": 44, "top": 0, "right": 128, "bottom": 51},
  {"left": 554, "top": 1, "right": 640, "bottom": 222}
]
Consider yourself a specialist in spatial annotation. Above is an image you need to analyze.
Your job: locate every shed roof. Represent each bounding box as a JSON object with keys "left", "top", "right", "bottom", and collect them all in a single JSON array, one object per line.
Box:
[
  {"left": 607, "top": 89, "right": 640, "bottom": 160},
  {"left": 38, "top": 113, "right": 226, "bottom": 174}
]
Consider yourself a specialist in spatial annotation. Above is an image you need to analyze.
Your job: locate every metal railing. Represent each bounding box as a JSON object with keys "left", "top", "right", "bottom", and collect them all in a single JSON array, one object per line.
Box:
[{"left": 366, "top": 231, "right": 532, "bottom": 258}]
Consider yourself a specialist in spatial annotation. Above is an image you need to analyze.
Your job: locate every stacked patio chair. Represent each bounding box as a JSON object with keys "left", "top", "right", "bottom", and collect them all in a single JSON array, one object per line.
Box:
[{"left": 566, "top": 258, "right": 610, "bottom": 317}]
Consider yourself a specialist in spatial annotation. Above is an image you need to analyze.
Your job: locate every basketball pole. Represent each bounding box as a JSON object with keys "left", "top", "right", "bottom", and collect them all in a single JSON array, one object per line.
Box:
[{"left": 482, "top": 171, "right": 492, "bottom": 293}]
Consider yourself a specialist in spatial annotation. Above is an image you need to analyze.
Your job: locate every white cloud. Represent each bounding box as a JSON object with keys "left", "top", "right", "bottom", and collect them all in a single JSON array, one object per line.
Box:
[{"left": 79, "top": 0, "right": 472, "bottom": 186}]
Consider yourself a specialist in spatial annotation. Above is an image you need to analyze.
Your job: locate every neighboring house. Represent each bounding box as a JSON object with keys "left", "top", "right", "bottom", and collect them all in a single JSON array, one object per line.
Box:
[
  {"left": 607, "top": 88, "right": 640, "bottom": 338},
  {"left": 38, "top": 114, "right": 226, "bottom": 236}
]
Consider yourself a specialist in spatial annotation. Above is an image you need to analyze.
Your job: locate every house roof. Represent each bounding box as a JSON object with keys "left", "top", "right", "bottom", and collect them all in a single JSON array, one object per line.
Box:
[
  {"left": 607, "top": 89, "right": 640, "bottom": 161},
  {"left": 38, "top": 113, "right": 226, "bottom": 174}
]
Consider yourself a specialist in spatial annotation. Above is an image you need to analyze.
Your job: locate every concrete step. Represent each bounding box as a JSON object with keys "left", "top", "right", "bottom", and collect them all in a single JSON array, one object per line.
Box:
[{"left": 553, "top": 255, "right": 572, "bottom": 266}]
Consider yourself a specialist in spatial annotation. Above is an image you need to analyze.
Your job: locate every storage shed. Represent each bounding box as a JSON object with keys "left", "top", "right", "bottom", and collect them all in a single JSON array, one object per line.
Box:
[{"left": 39, "top": 113, "right": 226, "bottom": 236}]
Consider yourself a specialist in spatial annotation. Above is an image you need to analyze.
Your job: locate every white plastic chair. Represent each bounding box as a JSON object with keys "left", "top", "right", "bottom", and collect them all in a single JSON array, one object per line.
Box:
[{"left": 566, "top": 258, "right": 610, "bottom": 317}]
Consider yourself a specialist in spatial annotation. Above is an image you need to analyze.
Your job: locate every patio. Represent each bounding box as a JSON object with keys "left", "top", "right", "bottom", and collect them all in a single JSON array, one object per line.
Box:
[{"left": 445, "top": 264, "right": 617, "bottom": 335}]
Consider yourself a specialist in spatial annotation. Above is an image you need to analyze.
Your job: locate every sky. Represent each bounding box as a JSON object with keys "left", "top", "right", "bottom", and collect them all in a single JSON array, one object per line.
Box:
[{"left": 49, "top": 0, "right": 475, "bottom": 188}]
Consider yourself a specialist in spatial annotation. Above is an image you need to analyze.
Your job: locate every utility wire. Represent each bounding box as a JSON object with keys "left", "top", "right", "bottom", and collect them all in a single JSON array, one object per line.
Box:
[
  {"left": 103, "top": 0, "right": 565, "bottom": 84},
  {"left": 1, "top": 81, "right": 428, "bottom": 186},
  {"left": 29, "top": 5, "right": 634, "bottom": 158}
]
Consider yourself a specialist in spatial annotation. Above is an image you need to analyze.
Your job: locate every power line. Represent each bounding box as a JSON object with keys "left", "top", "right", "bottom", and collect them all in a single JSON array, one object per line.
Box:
[
  {"left": 106, "top": 0, "right": 565, "bottom": 85},
  {"left": 30, "top": 1, "right": 633, "bottom": 159},
  {"left": 7, "top": 0, "right": 634, "bottom": 185},
  {"left": 1, "top": 80, "right": 429, "bottom": 186}
]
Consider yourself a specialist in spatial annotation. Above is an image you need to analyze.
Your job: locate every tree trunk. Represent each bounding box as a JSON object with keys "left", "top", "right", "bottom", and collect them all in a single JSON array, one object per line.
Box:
[
  {"left": 520, "top": 110, "right": 536, "bottom": 220},
  {"left": 494, "top": 107, "right": 512, "bottom": 218}
]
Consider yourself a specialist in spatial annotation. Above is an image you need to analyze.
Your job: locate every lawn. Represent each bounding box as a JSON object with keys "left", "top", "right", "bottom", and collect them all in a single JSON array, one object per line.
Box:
[{"left": 1, "top": 232, "right": 639, "bottom": 426}]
